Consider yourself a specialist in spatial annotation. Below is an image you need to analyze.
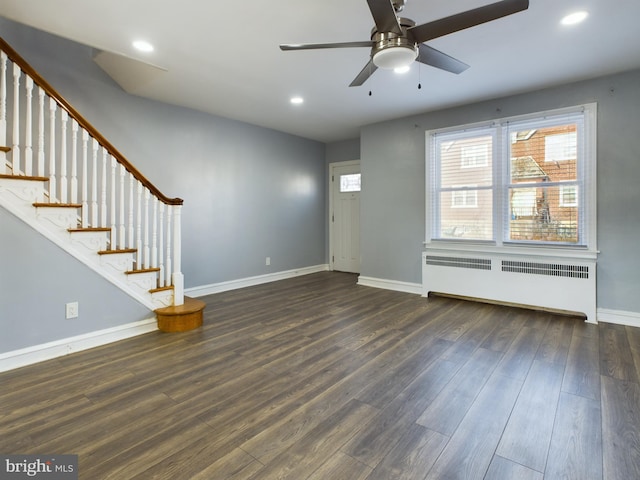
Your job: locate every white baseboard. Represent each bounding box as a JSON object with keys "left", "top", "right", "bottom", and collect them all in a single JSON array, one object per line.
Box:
[
  {"left": 357, "top": 275, "right": 423, "bottom": 295},
  {"left": 185, "top": 264, "right": 330, "bottom": 297},
  {"left": 0, "top": 317, "right": 158, "bottom": 372},
  {"left": 597, "top": 308, "right": 640, "bottom": 328}
]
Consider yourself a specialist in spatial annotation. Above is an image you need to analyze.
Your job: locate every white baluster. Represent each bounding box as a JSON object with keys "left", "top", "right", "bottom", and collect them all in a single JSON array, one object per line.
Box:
[
  {"left": 119, "top": 164, "right": 126, "bottom": 249},
  {"left": 100, "top": 148, "right": 107, "bottom": 229},
  {"left": 59, "top": 110, "right": 68, "bottom": 203},
  {"left": 136, "top": 180, "right": 143, "bottom": 268},
  {"left": 158, "top": 202, "right": 165, "bottom": 287},
  {"left": 172, "top": 204, "right": 184, "bottom": 305},
  {"left": 12, "top": 63, "right": 21, "bottom": 175},
  {"left": 128, "top": 172, "right": 135, "bottom": 249},
  {"left": 165, "top": 205, "right": 172, "bottom": 287},
  {"left": 48, "top": 98, "right": 56, "bottom": 201},
  {"left": 110, "top": 154, "right": 116, "bottom": 246},
  {"left": 91, "top": 138, "right": 98, "bottom": 226},
  {"left": 143, "top": 188, "right": 150, "bottom": 268},
  {"left": 37, "top": 87, "right": 45, "bottom": 177},
  {"left": 151, "top": 197, "right": 158, "bottom": 268},
  {"left": 81, "top": 130, "right": 89, "bottom": 227},
  {"left": 24, "top": 76, "right": 33, "bottom": 176},
  {"left": 70, "top": 120, "right": 78, "bottom": 203},
  {"left": 0, "top": 52, "right": 7, "bottom": 160}
]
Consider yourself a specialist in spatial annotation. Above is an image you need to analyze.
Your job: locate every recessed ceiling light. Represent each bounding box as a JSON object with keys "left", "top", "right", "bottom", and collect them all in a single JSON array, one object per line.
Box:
[
  {"left": 290, "top": 96, "right": 304, "bottom": 105},
  {"left": 394, "top": 65, "right": 411, "bottom": 74},
  {"left": 561, "top": 11, "right": 588, "bottom": 26},
  {"left": 132, "top": 40, "right": 154, "bottom": 52}
]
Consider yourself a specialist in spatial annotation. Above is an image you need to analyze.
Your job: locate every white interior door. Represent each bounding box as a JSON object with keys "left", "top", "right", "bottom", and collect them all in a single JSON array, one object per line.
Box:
[{"left": 331, "top": 162, "right": 360, "bottom": 273}]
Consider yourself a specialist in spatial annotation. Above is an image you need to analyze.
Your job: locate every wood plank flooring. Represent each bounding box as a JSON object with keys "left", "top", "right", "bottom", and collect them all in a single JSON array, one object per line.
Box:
[{"left": 1, "top": 271, "right": 640, "bottom": 479}]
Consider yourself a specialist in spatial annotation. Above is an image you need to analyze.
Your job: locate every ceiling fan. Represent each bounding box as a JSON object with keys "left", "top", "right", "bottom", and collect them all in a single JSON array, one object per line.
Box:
[{"left": 280, "top": 0, "right": 529, "bottom": 86}]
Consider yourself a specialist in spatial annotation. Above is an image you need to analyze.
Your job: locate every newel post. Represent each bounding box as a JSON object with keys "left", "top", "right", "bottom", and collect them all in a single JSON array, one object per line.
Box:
[
  {"left": 172, "top": 204, "right": 184, "bottom": 306},
  {"left": 0, "top": 52, "right": 7, "bottom": 158}
]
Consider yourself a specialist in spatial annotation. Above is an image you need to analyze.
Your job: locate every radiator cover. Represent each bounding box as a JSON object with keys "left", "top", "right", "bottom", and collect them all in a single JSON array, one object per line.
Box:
[{"left": 422, "top": 250, "right": 597, "bottom": 322}]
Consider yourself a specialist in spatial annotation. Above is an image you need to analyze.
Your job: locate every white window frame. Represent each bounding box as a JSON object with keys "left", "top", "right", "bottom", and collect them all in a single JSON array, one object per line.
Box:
[{"left": 425, "top": 103, "right": 597, "bottom": 256}]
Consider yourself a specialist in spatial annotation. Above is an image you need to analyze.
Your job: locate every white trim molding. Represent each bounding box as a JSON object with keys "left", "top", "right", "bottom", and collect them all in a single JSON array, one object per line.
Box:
[
  {"left": 0, "top": 317, "right": 158, "bottom": 372},
  {"left": 186, "top": 264, "right": 329, "bottom": 297},
  {"left": 597, "top": 308, "right": 640, "bottom": 328},
  {"left": 357, "top": 275, "right": 422, "bottom": 295}
]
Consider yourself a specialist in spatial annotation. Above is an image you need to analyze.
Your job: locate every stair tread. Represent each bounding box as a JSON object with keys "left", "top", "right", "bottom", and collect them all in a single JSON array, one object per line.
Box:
[
  {"left": 155, "top": 296, "right": 205, "bottom": 315},
  {"left": 97, "top": 248, "right": 137, "bottom": 255},
  {"left": 126, "top": 268, "right": 161, "bottom": 274},
  {"left": 150, "top": 285, "right": 173, "bottom": 294},
  {"left": 0, "top": 173, "right": 49, "bottom": 182},
  {"left": 68, "top": 227, "right": 111, "bottom": 232},
  {"left": 0, "top": 146, "right": 11, "bottom": 152},
  {"left": 33, "top": 202, "right": 82, "bottom": 208}
]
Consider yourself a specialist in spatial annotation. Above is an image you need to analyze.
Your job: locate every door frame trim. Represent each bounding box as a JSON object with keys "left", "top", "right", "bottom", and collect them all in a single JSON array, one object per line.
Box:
[{"left": 328, "top": 160, "right": 360, "bottom": 272}]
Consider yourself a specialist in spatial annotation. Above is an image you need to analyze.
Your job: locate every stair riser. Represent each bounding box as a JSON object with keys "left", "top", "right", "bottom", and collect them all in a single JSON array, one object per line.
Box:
[
  {"left": 68, "top": 231, "right": 108, "bottom": 254},
  {"left": 150, "top": 290, "right": 174, "bottom": 308},
  {"left": 35, "top": 207, "right": 79, "bottom": 230},
  {"left": 100, "top": 253, "right": 134, "bottom": 274},
  {"left": 127, "top": 271, "right": 159, "bottom": 291},
  {"left": 0, "top": 179, "right": 46, "bottom": 205}
]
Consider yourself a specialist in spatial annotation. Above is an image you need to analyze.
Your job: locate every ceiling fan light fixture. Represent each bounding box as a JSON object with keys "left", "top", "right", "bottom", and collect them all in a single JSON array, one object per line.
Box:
[{"left": 372, "top": 46, "right": 417, "bottom": 70}]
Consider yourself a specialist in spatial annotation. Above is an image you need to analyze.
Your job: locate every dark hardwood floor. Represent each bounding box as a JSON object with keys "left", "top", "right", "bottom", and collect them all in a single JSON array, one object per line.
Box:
[{"left": 1, "top": 272, "right": 639, "bottom": 479}]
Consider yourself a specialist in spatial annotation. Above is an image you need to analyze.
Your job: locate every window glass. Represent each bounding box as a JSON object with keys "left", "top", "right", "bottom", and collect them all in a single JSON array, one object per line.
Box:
[
  {"left": 427, "top": 105, "right": 594, "bottom": 248},
  {"left": 507, "top": 122, "right": 580, "bottom": 243},
  {"left": 433, "top": 131, "right": 494, "bottom": 241},
  {"left": 340, "top": 173, "right": 361, "bottom": 192}
]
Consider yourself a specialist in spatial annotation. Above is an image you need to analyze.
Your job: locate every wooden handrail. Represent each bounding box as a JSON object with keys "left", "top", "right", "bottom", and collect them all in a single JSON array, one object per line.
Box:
[{"left": 0, "top": 36, "right": 183, "bottom": 206}]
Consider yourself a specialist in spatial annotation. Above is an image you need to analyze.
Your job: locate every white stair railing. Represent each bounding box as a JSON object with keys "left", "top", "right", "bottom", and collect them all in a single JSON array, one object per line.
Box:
[{"left": 0, "top": 37, "right": 184, "bottom": 306}]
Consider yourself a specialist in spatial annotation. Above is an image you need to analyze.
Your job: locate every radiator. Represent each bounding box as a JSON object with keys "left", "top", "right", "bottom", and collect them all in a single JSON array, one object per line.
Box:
[{"left": 422, "top": 250, "right": 596, "bottom": 322}]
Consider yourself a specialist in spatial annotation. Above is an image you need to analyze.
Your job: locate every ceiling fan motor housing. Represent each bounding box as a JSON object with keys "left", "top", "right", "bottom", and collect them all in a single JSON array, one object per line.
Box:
[{"left": 371, "top": 17, "right": 417, "bottom": 69}]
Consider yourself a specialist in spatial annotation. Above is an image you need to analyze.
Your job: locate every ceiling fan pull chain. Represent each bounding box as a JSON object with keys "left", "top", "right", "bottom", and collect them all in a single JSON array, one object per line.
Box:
[{"left": 418, "top": 47, "right": 422, "bottom": 90}]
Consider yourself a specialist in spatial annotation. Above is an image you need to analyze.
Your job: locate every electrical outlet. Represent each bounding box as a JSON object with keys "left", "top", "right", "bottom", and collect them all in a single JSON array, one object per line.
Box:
[
  {"left": 266, "top": 257, "right": 271, "bottom": 266},
  {"left": 66, "top": 302, "right": 79, "bottom": 319}
]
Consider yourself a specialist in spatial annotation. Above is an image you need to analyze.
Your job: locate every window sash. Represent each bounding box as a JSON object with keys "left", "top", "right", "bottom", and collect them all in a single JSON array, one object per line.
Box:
[{"left": 431, "top": 128, "right": 496, "bottom": 241}]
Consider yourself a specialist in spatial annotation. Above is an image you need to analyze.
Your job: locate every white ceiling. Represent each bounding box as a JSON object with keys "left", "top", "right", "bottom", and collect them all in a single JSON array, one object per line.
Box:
[{"left": 1, "top": 0, "right": 640, "bottom": 143}]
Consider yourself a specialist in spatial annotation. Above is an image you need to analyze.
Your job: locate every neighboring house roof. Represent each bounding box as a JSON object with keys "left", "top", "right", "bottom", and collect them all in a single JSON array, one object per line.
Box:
[{"left": 511, "top": 156, "right": 548, "bottom": 180}]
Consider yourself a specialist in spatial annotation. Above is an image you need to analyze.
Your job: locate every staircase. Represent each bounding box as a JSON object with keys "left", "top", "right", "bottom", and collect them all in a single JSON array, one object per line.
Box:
[{"left": 0, "top": 37, "right": 187, "bottom": 313}]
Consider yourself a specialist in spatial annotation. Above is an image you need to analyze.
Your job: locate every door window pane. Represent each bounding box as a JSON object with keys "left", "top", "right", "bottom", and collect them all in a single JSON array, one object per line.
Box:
[{"left": 340, "top": 174, "right": 361, "bottom": 192}]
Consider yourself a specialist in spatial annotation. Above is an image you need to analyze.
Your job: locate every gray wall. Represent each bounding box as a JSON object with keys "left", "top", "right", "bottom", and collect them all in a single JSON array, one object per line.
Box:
[
  {"left": 360, "top": 69, "right": 640, "bottom": 313},
  {"left": 0, "top": 19, "right": 327, "bottom": 353},
  {"left": 326, "top": 139, "right": 361, "bottom": 164}
]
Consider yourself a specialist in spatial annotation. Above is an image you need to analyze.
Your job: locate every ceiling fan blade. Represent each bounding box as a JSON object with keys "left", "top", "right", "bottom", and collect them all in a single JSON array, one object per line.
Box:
[
  {"left": 367, "top": 0, "right": 403, "bottom": 35},
  {"left": 408, "top": 0, "right": 529, "bottom": 44},
  {"left": 349, "top": 59, "right": 378, "bottom": 87},
  {"left": 417, "top": 44, "right": 469, "bottom": 74},
  {"left": 280, "top": 41, "right": 373, "bottom": 51}
]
